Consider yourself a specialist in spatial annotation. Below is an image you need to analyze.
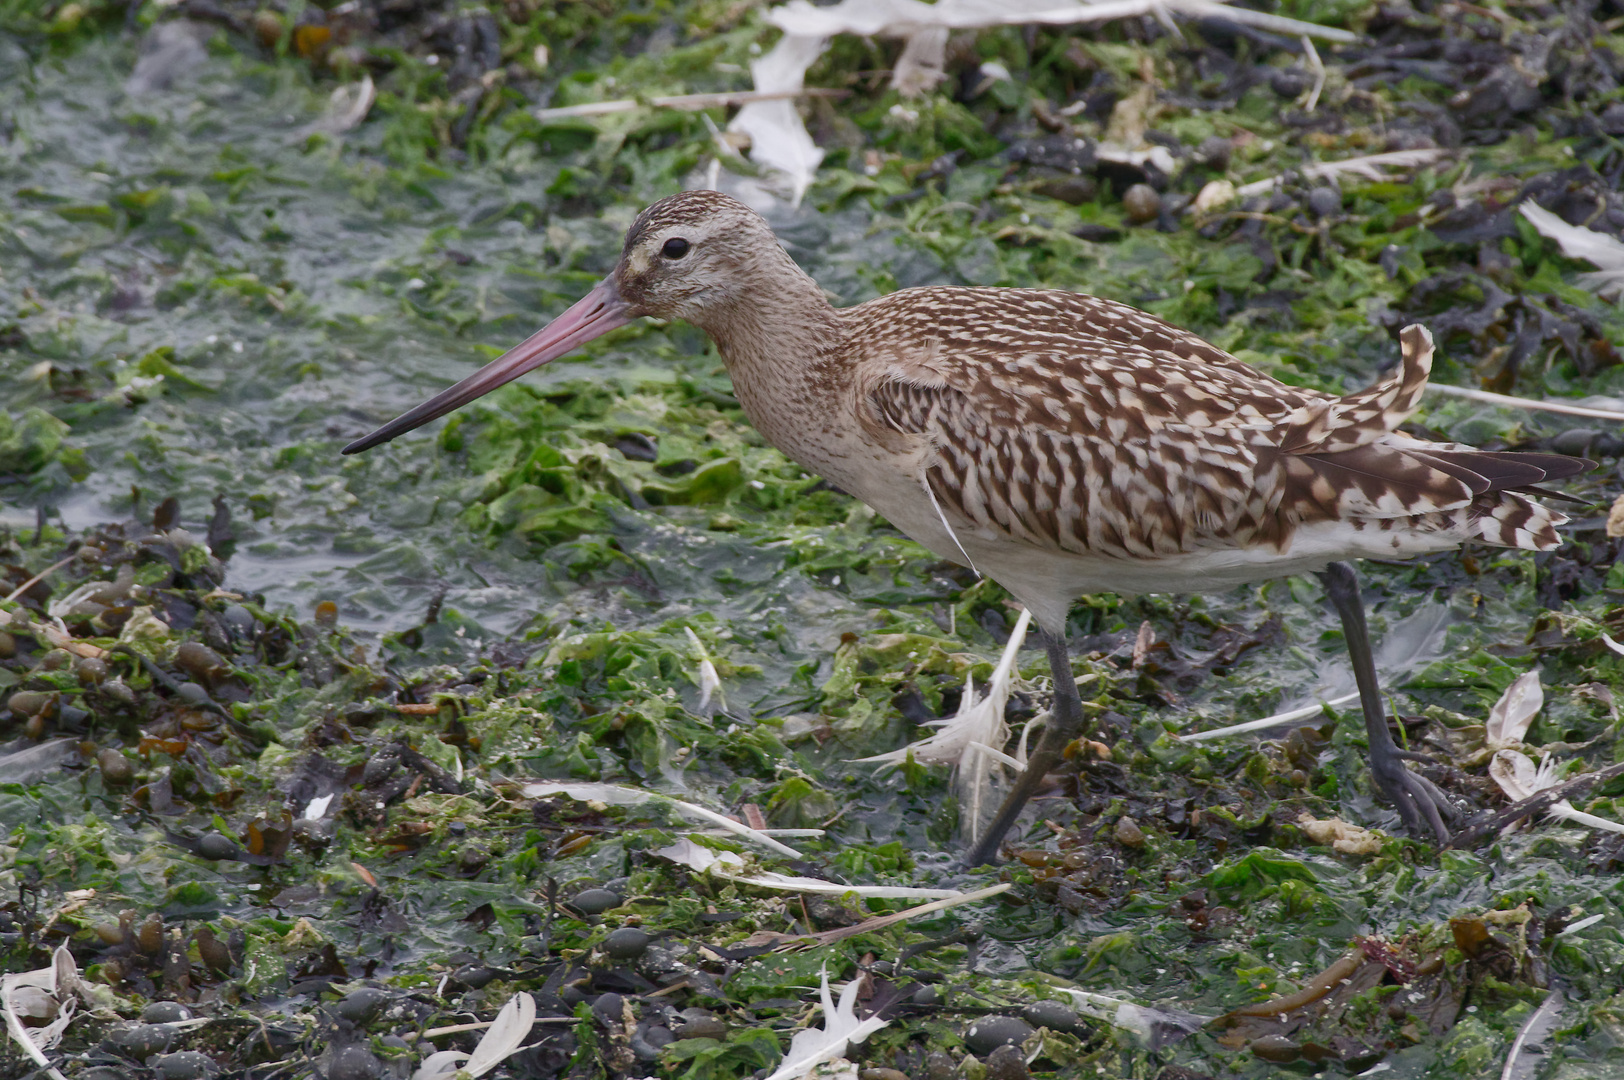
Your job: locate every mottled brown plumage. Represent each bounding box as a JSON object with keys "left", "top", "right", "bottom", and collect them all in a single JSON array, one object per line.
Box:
[{"left": 345, "top": 189, "right": 1591, "bottom": 857}]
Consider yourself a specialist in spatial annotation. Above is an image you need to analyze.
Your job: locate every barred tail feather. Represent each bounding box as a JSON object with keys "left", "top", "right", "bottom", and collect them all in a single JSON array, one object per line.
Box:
[{"left": 1471, "top": 492, "right": 1567, "bottom": 551}]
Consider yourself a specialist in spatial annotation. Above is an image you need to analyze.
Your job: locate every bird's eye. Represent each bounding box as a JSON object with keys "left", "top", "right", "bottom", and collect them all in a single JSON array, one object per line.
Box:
[{"left": 661, "top": 237, "right": 691, "bottom": 260}]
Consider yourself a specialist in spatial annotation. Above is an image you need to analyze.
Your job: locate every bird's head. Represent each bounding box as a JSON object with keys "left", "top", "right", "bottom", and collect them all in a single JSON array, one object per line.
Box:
[{"left": 342, "top": 189, "right": 776, "bottom": 455}]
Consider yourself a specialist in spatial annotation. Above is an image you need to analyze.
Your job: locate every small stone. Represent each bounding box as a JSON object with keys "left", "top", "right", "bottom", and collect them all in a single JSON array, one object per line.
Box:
[
  {"left": 963, "top": 1016, "right": 1034, "bottom": 1056},
  {"left": 1115, "top": 815, "right": 1146, "bottom": 846},
  {"left": 142, "top": 1001, "right": 192, "bottom": 1024},
  {"left": 571, "top": 888, "right": 623, "bottom": 915},
  {"left": 860, "top": 1070, "right": 911, "bottom": 1080},
  {"left": 1122, "top": 184, "right": 1161, "bottom": 224},
  {"left": 176, "top": 681, "right": 210, "bottom": 704},
  {"left": 591, "top": 992, "right": 626, "bottom": 1026},
  {"left": 603, "top": 927, "right": 650, "bottom": 960},
  {"left": 1194, "top": 134, "right": 1231, "bottom": 170},
  {"left": 7, "top": 690, "right": 53, "bottom": 717},
  {"left": 0, "top": 630, "right": 13, "bottom": 658},
  {"left": 74, "top": 656, "right": 109, "bottom": 685},
  {"left": 452, "top": 964, "right": 496, "bottom": 989},
  {"left": 197, "top": 833, "right": 239, "bottom": 861},
  {"left": 640, "top": 1023, "right": 675, "bottom": 1050},
  {"left": 103, "top": 678, "right": 137, "bottom": 705},
  {"left": 334, "top": 987, "right": 388, "bottom": 1024},
  {"left": 925, "top": 1052, "right": 957, "bottom": 1080},
  {"left": 98, "top": 748, "right": 134, "bottom": 785},
  {"left": 1270, "top": 67, "right": 1313, "bottom": 98},
  {"left": 674, "top": 1012, "right": 728, "bottom": 1040},
  {"left": 39, "top": 648, "right": 73, "bottom": 671},
  {"left": 985, "top": 1044, "right": 1029, "bottom": 1080},
  {"left": 1249, "top": 1033, "right": 1302, "bottom": 1063},
  {"left": 327, "top": 1046, "right": 383, "bottom": 1080},
  {"left": 109, "top": 1022, "right": 172, "bottom": 1058},
  {"left": 912, "top": 984, "right": 942, "bottom": 1006},
  {"left": 1019, "top": 1000, "right": 1085, "bottom": 1035},
  {"left": 1551, "top": 428, "right": 1599, "bottom": 457},
  {"left": 136, "top": 913, "right": 164, "bottom": 954},
  {"left": 1306, "top": 187, "right": 1341, "bottom": 218},
  {"left": 154, "top": 1050, "right": 216, "bottom": 1079},
  {"left": 1034, "top": 175, "right": 1097, "bottom": 205},
  {"left": 174, "top": 642, "right": 227, "bottom": 682},
  {"left": 195, "top": 926, "right": 232, "bottom": 972}
]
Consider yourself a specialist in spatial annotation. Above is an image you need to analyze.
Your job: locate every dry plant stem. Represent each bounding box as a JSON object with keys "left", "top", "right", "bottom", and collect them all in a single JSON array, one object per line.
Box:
[
  {"left": 535, "top": 87, "right": 847, "bottom": 121},
  {"left": 967, "top": 629, "right": 1084, "bottom": 866},
  {"left": 2, "top": 555, "right": 75, "bottom": 603}
]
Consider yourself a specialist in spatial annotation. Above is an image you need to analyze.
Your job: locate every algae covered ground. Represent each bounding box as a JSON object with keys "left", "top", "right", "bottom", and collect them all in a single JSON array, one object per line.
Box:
[{"left": 6, "top": 1, "right": 1624, "bottom": 1077}]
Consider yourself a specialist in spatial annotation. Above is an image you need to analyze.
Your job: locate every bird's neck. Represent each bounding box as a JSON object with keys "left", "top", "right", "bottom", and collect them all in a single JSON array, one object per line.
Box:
[{"left": 689, "top": 251, "right": 848, "bottom": 463}]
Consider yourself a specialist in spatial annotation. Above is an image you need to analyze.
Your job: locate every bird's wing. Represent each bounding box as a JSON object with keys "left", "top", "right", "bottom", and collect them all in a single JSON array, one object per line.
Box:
[{"left": 855, "top": 291, "right": 1583, "bottom": 558}]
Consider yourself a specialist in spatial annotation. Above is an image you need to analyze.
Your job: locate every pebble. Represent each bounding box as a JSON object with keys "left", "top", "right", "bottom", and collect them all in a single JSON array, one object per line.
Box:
[
  {"left": 97, "top": 748, "right": 134, "bottom": 785},
  {"left": 674, "top": 1011, "right": 728, "bottom": 1040},
  {"left": 1115, "top": 815, "right": 1146, "bottom": 847},
  {"left": 925, "top": 1050, "right": 957, "bottom": 1080},
  {"left": 985, "top": 1044, "right": 1029, "bottom": 1080},
  {"left": 963, "top": 1016, "right": 1033, "bottom": 1056},
  {"left": 141, "top": 1001, "right": 192, "bottom": 1024},
  {"left": 0, "top": 630, "right": 12, "bottom": 658},
  {"left": 153, "top": 1050, "right": 216, "bottom": 1079},
  {"left": 327, "top": 1046, "right": 382, "bottom": 1080},
  {"left": 334, "top": 987, "right": 388, "bottom": 1024},
  {"left": 103, "top": 678, "right": 137, "bottom": 705},
  {"left": 1249, "top": 1034, "right": 1302, "bottom": 1062},
  {"left": 570, "top": 888, "right": 623, "bottom": 915},
  {"left": 860, "top": 1069, "right": 911, "bottom": 1080},
  {"left": 1122, "top": 184, "right": 1161, "bottom": 224},
  {"left": 1194, "top": 134, "right": 1232, "bottom": 170},
  {"left": 197, "top": 833, "right": 239, "bottom": 861},
  {"left": 175, "top": 642, "right": 227, "bottom": 682},
  {"left": 912, "top": 985, "right": 942, "bottom": 1006},
  {"left": 74, "top": 656, "right": 109, "bottom": 685},
  {"left": 39, "top": 648, "right": 73, "bottom": 670},
  {"left": 1551, "top": 428, "right": 1599, "bottom": 456},
  {"left": 176, "top": 681, "right": 210, "bottom": 704},
  {"left": 7, "top": 690, "right": 53, "bottom": 717},
  {"left": 1306, "top": 187, "right": 1341, "bottom": 218},
  {"left": 109, "top": 1022, "right": 172, "bottom": 1058},
  {"left": 603, "top": 927, "right": 650, "bottom": 959},
  {"left": 1019, "top": 1001, "right": 1085, "bottom": 1035},
  {"left": 591, "top": 992, "right": 626, "bottom": 1026}
]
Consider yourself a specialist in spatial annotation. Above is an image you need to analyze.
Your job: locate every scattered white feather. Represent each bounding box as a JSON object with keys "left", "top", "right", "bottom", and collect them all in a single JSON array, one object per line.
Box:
[
  {"left": 2, "top": 945, "right": 77, "bottom": 1080},
  {"left": 301, "top": 794, "right": 334, "bottom": 821},
  {"left": 855, "top": 609, "right": 1034, "bottom": 843},
  {"left": 1046, "top": 987, "right": 1209, "bottom": 1044},
  {"left": 1556, "top": 912, "right": 1607, "bottom": 937},
  {"left": 656, "top": 838, "right": 963, "bottom": 898},
  {"left": 742, "top": 0, "right": 1355, "bottom": 207},
  {"left": 414, "top": 992, "right": 537, "bottom": 1079},
  {"left": 1184, "top": 603, "right": 1448, "bottom": 742},
  {"left": 1486, "top": 671, "right": 1543, "bottom": 749},
  {"left": 685, "top": 627, "right": 724, "bottom": 716},
  {"left": 1234, "top": 148, "right": 1449, "bottom": 198},
  {"left": 1499, "top": 988, "right": 1564, "bottom": 1080},
  {"left": 523, "top": 781, "right": 803, "bottom": 858},
  {"left": 1601, "top": 632, "right": 1624, "bottom": 658},
  {"left": 1490, "top": 750, "right": 1624, "bottom": 834},
  {"left": 1520, "top": 201, "right": 1624, "bottom": 297},
  {"left": 857, "top": 608, "right": 1033, "bottom": 770},
  {"left": 759, "top": 967, "right": 889, "bottom": 1080}
]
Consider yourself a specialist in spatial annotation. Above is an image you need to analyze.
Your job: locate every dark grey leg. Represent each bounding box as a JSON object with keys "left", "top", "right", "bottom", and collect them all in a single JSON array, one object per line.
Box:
[
  {"left": 967, "top": 628, "right": 1085, "bottom": 867},
  {"left": 1317, "top": 562, "right": 1454, "bottom": 843}
]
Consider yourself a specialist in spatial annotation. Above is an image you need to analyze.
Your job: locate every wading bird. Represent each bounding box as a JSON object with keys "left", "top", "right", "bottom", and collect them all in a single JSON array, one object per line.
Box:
[{"left": 344, "top": 190, "right": 1589, "bottom": 864}]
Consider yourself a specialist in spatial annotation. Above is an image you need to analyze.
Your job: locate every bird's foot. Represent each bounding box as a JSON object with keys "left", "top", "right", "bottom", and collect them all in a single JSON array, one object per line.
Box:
[{"left": 1368, "top": 739, "right": 1457, "bottom": 844}]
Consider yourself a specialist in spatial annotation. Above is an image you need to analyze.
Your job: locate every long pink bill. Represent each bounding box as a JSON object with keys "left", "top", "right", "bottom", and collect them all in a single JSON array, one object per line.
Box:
[{"left": 342, "top": 278, "right": 632, "bottom": 455}]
